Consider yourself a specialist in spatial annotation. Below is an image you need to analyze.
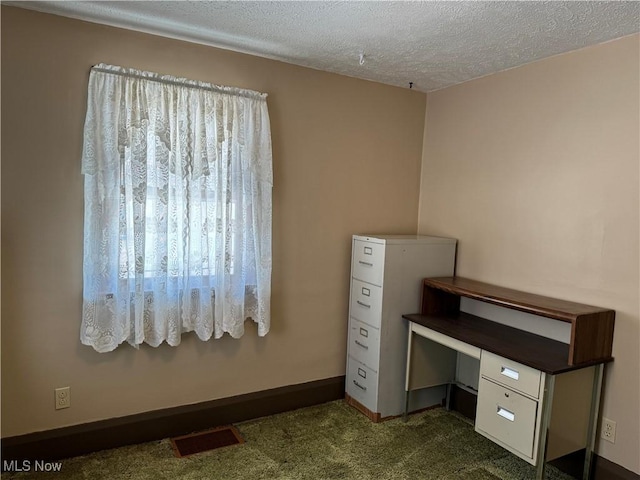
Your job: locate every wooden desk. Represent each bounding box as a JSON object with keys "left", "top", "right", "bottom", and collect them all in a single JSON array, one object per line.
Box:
[{"left": 403, "top": 277, "right": 615, "bottom": 480}]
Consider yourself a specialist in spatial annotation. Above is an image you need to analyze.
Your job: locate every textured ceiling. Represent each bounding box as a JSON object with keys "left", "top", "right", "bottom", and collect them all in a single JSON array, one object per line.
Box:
[{"left": 11, "top": 1, "right": 640, "bottom": 92}]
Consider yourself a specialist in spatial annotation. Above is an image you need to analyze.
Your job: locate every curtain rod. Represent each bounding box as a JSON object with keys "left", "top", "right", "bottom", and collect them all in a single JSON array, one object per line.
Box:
[{"left": 91, "top": 65, "right": 267, "bottom": 100}]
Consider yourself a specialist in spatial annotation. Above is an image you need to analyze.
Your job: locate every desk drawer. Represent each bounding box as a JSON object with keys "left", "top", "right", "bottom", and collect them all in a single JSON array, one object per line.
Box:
[
  {"left": 350, "top": 279, "right": 382, "bottom": 328},
  {"left": 476, "top": 377, "right": 538, "bottom": 460},
  {"left": 352, "top": 240, "right": 385, "bottom": 286},
  {"left": 481, "top": 351, "right": 541, "bottom": 399},
  {"left": 349, "top": 318, "right": 380, "bottom": 372},
  {"left": 346, "top": 358, "right": 378, "bottom": 412}
]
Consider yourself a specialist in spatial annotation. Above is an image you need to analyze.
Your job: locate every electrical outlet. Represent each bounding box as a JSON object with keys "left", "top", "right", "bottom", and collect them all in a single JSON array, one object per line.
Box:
[
  {"left": 601, "top": 418, "right": 616, "bottom": 443},
  {"left": 55, "top": 387, "right": 71, "bottom": 410}
]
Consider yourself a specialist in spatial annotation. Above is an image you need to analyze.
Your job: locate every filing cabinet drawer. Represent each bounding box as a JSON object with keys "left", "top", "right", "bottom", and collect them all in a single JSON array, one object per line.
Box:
[
  {"left": 352, "top": 240, "right": 385, "bottom": 286},
  {"left": 476, "top": 377, "right": 538, "bottom": 459},
  {"left": 349, "top": 318, "right": 381, "bottom": 372},
  {"left": 346, "top": 358, "right": 378, "bottom": 412},
  {"left": 481, "top": 351, "right": 541, "bottom": 399},
  {"left": 350, "top": 279, "right": 383, "bottom": 328}
]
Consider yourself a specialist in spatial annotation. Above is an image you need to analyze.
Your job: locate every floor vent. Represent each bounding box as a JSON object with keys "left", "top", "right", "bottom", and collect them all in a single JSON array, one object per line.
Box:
[{"left": 171, "top": 426, "right": 244, "bottom": 457}]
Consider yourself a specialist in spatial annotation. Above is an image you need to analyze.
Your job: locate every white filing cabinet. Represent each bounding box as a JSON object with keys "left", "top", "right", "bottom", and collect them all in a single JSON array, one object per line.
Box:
[{"left": 345, "top": 234, "right": 457, "bottom": 420}]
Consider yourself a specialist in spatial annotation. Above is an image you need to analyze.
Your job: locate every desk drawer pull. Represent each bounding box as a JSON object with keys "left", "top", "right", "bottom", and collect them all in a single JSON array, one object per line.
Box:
[
  {"left": 356, "top": 300, "right": 371, "bottom": 309},
  {"left": 353, "top": 380, "right": 367, "bottom": 391},
  {"left": 497, "top": 406, "right": 515, "bottom": 422},
  {"left": 358, "top": 261, "right": 373, "bottom": 267},
  {"left": 500, "top": 366, "right": 519, "bottom": 381},
  {"left": 354, "top": 340, "right": 368, "bottom": 350}
]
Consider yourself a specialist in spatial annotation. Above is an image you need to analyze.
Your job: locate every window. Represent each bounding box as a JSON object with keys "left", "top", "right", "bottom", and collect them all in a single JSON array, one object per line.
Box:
[{"left": 81, "top": 64, "right": 273, "bottom": 353}]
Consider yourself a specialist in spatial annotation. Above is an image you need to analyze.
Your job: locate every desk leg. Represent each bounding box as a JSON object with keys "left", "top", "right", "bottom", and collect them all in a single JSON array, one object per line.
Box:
[
  {"left": 583, "top": 364, "right": 604, "bottom": 480},
  {"left": 535, "top": 374, "right": 556, "bottom": 480},
  {"left": 403, "top": 390, "right": 410, "bottom": 423},
  {"left": 403, "top": 325, "right": 414, "bottom": 423}
]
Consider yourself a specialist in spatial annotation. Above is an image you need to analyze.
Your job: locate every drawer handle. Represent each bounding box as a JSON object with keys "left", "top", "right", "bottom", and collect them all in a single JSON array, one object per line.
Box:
[
  {"left": 497, "top": 406, "right": 515, "bottom": 422},
  {"left": 355, "top": 340, "right": 369, "bottom": 350},
  {"left": 358, "top": 261, "right": 374, "bottom": 267},
  {"left": 500, "top": 366, "right": 519, "bottom": 381},
  {"left": 353, "top": 380, "right": 367, "bottom": 391},
  {"left": 356, "top": 300, "right": 371, "bottom": 309}
]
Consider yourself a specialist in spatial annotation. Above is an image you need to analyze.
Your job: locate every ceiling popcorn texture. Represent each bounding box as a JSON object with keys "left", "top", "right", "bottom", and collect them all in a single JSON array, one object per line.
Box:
[{"left": 11, "top": 1, "right": 640, "bottom": 91}]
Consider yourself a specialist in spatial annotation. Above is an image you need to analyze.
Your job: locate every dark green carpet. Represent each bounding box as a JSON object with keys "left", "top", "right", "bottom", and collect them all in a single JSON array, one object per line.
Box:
[{"left": 5, "top": 400, "right": 574, "bottom": 479}]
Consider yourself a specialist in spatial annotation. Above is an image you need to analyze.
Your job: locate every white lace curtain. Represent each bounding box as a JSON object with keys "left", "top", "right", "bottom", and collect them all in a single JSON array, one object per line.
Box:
[{"left": 81, "top": 64, "right": 273, "bottom": 353}]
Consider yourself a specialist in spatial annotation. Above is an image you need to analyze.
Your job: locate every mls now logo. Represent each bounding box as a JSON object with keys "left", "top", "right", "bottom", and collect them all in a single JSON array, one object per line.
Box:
[{"left": 3, "top": 460, "right": 63, "bottom": 472}]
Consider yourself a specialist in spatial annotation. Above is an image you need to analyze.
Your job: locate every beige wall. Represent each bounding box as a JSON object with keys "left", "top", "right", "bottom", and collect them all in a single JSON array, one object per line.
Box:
[
  {"left": 419, "top": 34, "right": 640, "bottom": 473},
  {"left": 1, "top": 7, "right": 426, "bottom": 437}
]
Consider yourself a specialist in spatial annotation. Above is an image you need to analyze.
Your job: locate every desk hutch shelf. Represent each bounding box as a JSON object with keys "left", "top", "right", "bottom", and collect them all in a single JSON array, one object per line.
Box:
[{"left": 419, "top": 276, "right": 615, "bottom": 367}]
